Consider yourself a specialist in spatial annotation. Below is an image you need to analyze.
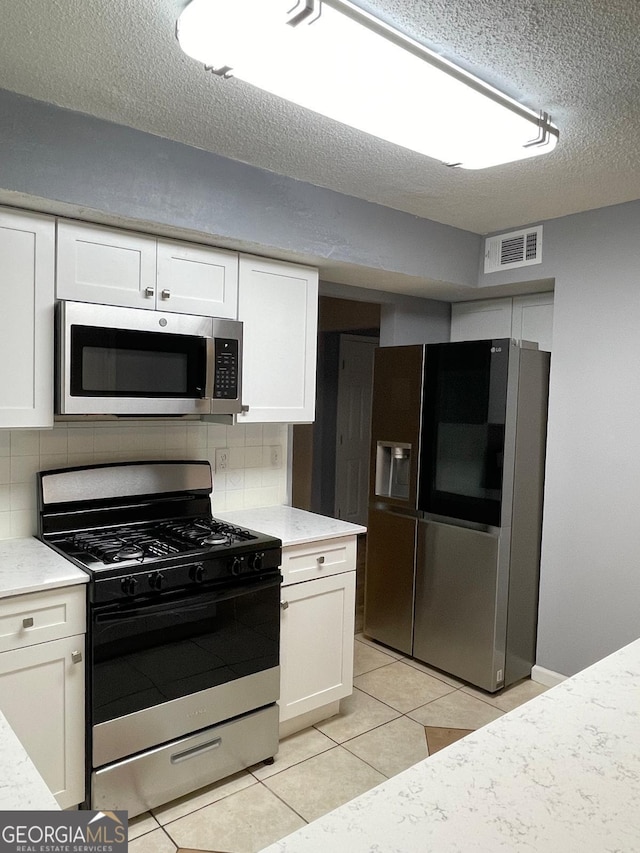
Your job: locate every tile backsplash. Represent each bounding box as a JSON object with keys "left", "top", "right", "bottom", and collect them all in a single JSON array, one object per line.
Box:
[{"left": 0, "top": 422, "right": 288, "bottom": 540}]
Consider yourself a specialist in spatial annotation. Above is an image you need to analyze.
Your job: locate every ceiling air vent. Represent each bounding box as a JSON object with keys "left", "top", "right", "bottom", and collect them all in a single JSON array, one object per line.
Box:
[{"left": 484, "top": 226, "right": 543, "bottom": 274}]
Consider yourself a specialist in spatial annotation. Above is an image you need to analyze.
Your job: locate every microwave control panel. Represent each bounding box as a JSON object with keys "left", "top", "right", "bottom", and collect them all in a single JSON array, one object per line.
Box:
[{"left": 213, "top": 338, "right": 239, "bottom": 399}]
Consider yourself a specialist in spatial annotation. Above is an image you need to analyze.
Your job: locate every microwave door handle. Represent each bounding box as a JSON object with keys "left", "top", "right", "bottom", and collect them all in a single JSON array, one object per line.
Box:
[{"left": 205, "top": 337, "right": 215, "bottom": 400}]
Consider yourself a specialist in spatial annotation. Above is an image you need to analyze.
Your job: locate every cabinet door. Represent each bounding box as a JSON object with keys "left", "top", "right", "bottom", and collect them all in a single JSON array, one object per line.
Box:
[
  {"left": 56, "top": 219, "right": 157, "bottom": 308},
  {"left": 450, "top": 298, "right": 513, "bottom": 342},
  {"left": 0, "top": 208, "right": 55, "bottom": 428},
  {"left": 237, "top": 255, "right": 319, "bottom": 423},
  {"left": 512, "top": 293, "right": 554, "bottom": 352},
  {"left": 279, "top": 572, "right": 355, "bottom": 722},
  {"left": 156, "top": 239, "right": 238, "bottom": 318},
  {"left": 0, "top": 634, "right": 85, "bottom": 808}
]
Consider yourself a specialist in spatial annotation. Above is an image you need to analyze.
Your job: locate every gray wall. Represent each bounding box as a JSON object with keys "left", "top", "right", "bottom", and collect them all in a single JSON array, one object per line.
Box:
[
  {"left": 379, "top": 299, "right": 450, "bottom": 346},
  {"left": 481, "top": 200, "right": 640, "bottom": 677},
  {"left": 320, "top": 280, "right": 451, "bottom": 346},
  {"left": 0, "top": 89, "right": 480, "bottom": 294}
]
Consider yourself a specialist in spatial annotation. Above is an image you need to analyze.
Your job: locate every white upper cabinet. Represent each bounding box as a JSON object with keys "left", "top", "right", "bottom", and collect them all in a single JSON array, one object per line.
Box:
[
  {"left": 57, "top": 220, "right": 238, "bottom": 318},
  {"left": 155, "top": 239, "right": 238, "bottom": 318},
  {"left": 450, "top": 297, "right": 513, "bottom": 342},
  {"left": 237, "top": 255, "right": 319, "bottom": 423},
  {"left": 56, "top": 219, "right": 157, "bottom": 308},
  {"left": 0, "top": 207, "right": 55, "bottom": 428},
  {"left": 451, "top": 293, "right": 554, "bottom": 352},
  {"left": 511, "top": 293, "right": 554, "bottom": 352}
]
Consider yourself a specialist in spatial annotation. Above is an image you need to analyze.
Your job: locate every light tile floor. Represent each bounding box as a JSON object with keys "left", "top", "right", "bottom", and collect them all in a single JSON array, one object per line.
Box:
[{"left": 128, "top": 635, "right": 549, "bottom": 853}]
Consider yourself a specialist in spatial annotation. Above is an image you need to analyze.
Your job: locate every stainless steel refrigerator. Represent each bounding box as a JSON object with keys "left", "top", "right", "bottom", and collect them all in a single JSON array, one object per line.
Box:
[{"left": 363, "top": 339, "right": 549, "bottom": 692}]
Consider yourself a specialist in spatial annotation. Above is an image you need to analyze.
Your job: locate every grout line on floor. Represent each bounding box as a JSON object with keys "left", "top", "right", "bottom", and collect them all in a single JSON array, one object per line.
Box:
[
  {"left": 155, "top": 775, "right": 259, "bottom": 829},
  {"left": 353, "top": 659, "right": 400, "bottom": 678},
  {"left": 158, "top": 824, "right": 178, "bottom": 851},
  {"left": 250, "top": 741, "right": 340, "bottom": 780},
  {"left": 257, "top": 778, "right": 310, "bottom": 826},
  {"left": 350, "top": 680, "right": 463, "bottom": 716},
  {"left": 322, "top": 683, "right": 423, "bottom": 723},
  {"left": 128, "top": 813, "right": 161, "bottom": 841}
]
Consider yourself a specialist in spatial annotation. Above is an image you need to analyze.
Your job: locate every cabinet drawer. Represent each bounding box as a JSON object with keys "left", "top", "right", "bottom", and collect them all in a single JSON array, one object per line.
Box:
[
  {"left": 0, "top": 586, "right": 86, "bottom": 653},
  {"left": 281, "top": 536, "right": 356, "bottom": 586}
]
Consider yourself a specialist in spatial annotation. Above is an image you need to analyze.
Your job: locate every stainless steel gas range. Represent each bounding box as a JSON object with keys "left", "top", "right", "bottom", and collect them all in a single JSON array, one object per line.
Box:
[{"left": 37, "top": 460, "right": 282, "bottom": 818}]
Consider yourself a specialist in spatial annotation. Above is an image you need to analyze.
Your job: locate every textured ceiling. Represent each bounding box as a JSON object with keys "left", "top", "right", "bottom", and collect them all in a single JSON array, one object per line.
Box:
[{"left": 1, "top": 0, "right": 640, "bottom": 235}]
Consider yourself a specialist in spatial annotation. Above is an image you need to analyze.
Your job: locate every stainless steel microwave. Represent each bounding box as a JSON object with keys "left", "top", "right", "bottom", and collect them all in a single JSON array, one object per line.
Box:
[{"left": 55, "top": 301, "right": 243, "bottom": 416}]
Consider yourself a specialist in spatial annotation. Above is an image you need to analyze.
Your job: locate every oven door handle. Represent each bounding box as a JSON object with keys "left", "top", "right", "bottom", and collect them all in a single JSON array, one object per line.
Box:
[{"left": 170, "top": 736, "right": 222, "bottom": 765}]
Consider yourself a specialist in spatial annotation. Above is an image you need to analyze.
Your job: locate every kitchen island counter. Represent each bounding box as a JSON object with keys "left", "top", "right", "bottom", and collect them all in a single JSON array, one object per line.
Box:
[
  {"left": 215, "top": 505, "right": 365, "bottom": 547},
  {"left": 260, "top": 636, "right": 640, "bottom": 852},
  {"left": 0, "top": 537, "right": 87, "bottom": 599}
]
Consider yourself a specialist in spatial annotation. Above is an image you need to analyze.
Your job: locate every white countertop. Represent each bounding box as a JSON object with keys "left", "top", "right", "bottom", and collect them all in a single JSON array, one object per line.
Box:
[
  {"left": 0, "top": 710, "right": 60, "bottom": 810},
  {"left": 215, "top": 505, "right": 366, "bottom": 547},
  {"left": 261, "top": 636, "right": 640, "bottom": 852},
  {"left": 0, "top": 537, "right": 88, "bottom": 599}
]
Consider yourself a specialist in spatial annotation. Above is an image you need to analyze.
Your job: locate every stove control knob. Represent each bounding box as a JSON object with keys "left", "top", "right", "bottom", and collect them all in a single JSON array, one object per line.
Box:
[
  {"left": 249, "top": 552, "right": 264, "bottom": 571},
  {"left": 148, "top": 571, "right": 164, "bottom": 591},
  {"left": 121, "top": 576, "right": 138, "bottom": 596},
  {"left": 190, "top": 563, "right": 206, "bottom": 584},
  {"left": 230, "top": 557, "right": 243, "bottom": 576}
]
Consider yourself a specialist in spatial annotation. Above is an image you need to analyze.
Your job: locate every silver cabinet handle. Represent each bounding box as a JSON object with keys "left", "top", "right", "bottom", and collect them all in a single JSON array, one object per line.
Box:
[
  {"left": 281, "top": 601, "right": 289, "bottom": 610},
  {"left": 171, "top": 737, "right": 221, "bottom": 764},
  {"left": 161, "top": 289, "right": 171, "bottom": 300},
  {"left": 22, "top": 617, "right": 34, "bottom": 629},
  {"left": 144, "top": 287, "right": 155, "bottom": 298},
  {"left": 317, "top": 556, "right": 325, "bottom": 565},
  {"left": 71, "top": 650, "right": 83, "bottom": 664}
]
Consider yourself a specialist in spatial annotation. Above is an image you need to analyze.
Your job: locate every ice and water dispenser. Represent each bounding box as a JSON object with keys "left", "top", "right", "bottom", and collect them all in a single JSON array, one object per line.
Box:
[{"left": 375, "top": 442, "right": 412, "bottom": 500}]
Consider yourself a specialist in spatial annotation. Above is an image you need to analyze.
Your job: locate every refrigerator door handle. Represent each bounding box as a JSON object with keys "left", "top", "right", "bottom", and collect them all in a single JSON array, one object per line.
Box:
[
  {"left": 371, "top": 501, "right": 420, "bottom": 521},
  {"left": 419, "top": 512, "right": 500, "bottom": 535}
]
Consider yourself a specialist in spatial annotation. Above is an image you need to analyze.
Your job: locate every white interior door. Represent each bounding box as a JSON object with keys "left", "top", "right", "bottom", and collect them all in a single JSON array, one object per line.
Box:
[{"left": 334, "top": 335, "right": 378, "bottom": 524}]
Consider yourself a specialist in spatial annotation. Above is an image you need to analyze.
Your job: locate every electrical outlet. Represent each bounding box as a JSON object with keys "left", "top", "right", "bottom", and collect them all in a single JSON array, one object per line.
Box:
[
  {"left": 215, "top": 448, "right": 229, "bottom": 472},
  {"left": 270, "top": 445, "right": 282, "bottom": 468}
]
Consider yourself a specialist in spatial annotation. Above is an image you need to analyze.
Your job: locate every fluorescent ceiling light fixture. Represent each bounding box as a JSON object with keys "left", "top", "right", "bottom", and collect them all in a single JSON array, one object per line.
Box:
[{"left": 176, "top": 0, "right": 559, "bottom": 169}]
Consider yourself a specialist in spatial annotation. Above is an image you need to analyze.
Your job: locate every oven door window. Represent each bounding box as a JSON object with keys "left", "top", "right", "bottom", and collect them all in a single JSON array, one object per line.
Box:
[
  {"left": 70, "top": 325, "right": 207, "bottom": 398},
  {"left": 91, "top": 577, "right": 280, "bottom": 725}
]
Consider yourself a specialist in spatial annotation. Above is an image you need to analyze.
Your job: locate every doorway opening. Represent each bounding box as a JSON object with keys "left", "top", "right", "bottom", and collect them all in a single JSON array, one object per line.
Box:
[
  {"left": 292, "top": 295, "right": 380, "bottom": 519},
  {"left": 291, "top": 295, "right": 380, "bottom": 634}
]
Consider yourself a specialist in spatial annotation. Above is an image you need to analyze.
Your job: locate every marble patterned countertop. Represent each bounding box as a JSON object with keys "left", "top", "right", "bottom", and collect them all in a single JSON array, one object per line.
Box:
[
  {"left": 0, "top": 711, "right": 59, "bottom": 810},
  {"left": 0, "top": 537, "right": 88, "bottom": 599},
  {"left": 260, "top": 636, "right": 640, "bottom": 852},
  {"left": 215, "top": 505, "right": 366, "bottom": 547}
]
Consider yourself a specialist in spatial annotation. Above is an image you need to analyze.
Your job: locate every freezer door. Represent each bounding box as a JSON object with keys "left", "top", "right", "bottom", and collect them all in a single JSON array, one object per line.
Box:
[
  {"left": 363, "top": 506, "right": 417, "bottom": 655},
  {"left": 413, "top": 520, "right": 507, "bottom": 691}
]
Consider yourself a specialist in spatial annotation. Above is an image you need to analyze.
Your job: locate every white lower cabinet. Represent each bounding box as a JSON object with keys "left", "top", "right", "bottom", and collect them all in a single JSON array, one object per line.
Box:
[
  {"left": 279, "top": 537, "right": 356, "bottom": 735},
  {"left": 0, "top": 586, "right": 85, "bottom": 808}
]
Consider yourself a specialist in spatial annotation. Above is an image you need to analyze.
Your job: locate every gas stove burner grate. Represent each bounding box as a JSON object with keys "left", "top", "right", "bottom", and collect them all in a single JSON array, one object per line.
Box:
[
  {"left": 67, "top": 528, "right": 182, "bottom": 564},
  {"left": 54, "top": 517, "right": 260, "bottom": 568},
  {"left": 157, "top": 519, "right": 257, "bottom": 549}
]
